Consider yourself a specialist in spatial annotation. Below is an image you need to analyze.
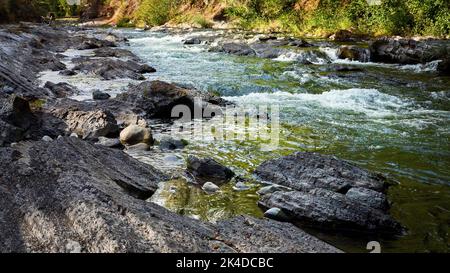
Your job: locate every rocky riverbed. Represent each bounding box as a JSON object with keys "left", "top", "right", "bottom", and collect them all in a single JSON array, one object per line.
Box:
[{"left": 1, "top": 23, "right": 449, "bottom": 253}]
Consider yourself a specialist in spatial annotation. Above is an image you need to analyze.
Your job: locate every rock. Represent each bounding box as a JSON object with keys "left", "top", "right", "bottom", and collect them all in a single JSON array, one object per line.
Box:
[
  {"left": 260, "top": 189, "right": 403, "bottom": 234},
  {"left": 76, "top": 38, "right": 116, "bottom": 50},
  {"left": 329, "top": 30, "right": 364, "bottom": 42},
  {"left": 187, "top": 155, "right": 235, "bottom": 182},
  {"left": 257, "top": 185, "right": 286, "bottom": 195},
  {"left": 126, "top": 143, "right": 151, "bottom": 152},
  {"left": 183, "top": 38, "right": 202, "bottom": 45},
  {"left": 49, "top": 106, "right": 119, "bottom": 140},
  {"left": 212, "top": 43, "right": 256, "bottom": 56},
  {"left": 96, "top": 136, "right": 122, "bottom": 148},
  {"left": 120, "top": 125, "right": 153, "bottom": 146},
  {"left": 202, "top": 182, "right": 220, "bottom": 193},
  {"left": 369, "top": 38, "right": 449, "bottom": 64},
  {"left": 258, "top": 35, "right": 277, "bottom": 42},
  {"left": 255, "top": 152, "right": 403, "bottom": 234},
  {"left": 264, "top": 208, "right": 291, "bottom": 222},
  {"left": 255, "top": 152, "right": 387, "bottom": 193},
  {"left": 42, "top": 135, "right": 52, "bottom": 142},
  {"left": 58, "top": 70, "right": 77, "bottom": 76},
  {"left": 345, "top": 187, "right": 389, "bottom": 211},
  {"left": 233, "top": 182, "right": 250, "bottom": 191},
  {"left": 70, "top": 133, "right": 78, "bottom": 138},
  {"left": 437, "top": 58, "right": 450, "bottom": 76},
  {"left": 337, "top": 46, "right": 370, "bottom": 62},
  {"left": 93, "top": 47, "right": 138, "bottom": 60},
  {"left": 72, "top": 57, "right": 155, "bottom": 80},
  {"left": 0, "top": 94, "right": 35, "bottom": 146},
  {"left": 115, "top": 80, "right": 225, "bottom": 119},
  {"left": 44, "top": 82, "right": 79, "bottom": 98},
  {"left": 0, "top": 135, "right": 339, "bottom": 253},
  {"left": 159, "top": 136, "right": 186, "bottom": 150},
  {"left": 288, "top": 39, "right": 312, "bottom": 47},
  {"left": 92, "top": 90, "right": 111, "bottom": 100}
]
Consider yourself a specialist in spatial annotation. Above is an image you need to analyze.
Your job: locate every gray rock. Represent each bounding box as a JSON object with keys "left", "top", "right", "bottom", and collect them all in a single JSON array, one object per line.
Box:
[
  {"left": 255, "top": 152, "right": 403, "bottom": 234},
  {"left": 202, "top": 182, "right": 220, "bottom": 193},
  {"left": 76, "top": 38, "right": 116, "bottom": 50},
  {"left": 187, "top": 155, "right": 235, "bottom": 183},
  {"left": 233, "top": 182, "right": 250, "bottom": 191},
  {"left": 159, "top": 136, "right": 186, "bottom": 150},
  {"left": 42, "top": 135, "right": 52, "bottom": 142},
  {"left": 44, "top": 82, "right": 79, "bottom": 98},
  {"left": 58, "top": 70, "right": 77, "bottom": 76},
  {"left": 96, "top": 137, "right": 122, "bottom": 148},
  {"left": 92, "top": 90, "right": 111, "bottom": 100},
  {"left": 257, "top": 184, "right": 287, "bottom": 195},
  {"left": 120, "top": 125, "right": 153, "bottom": 146},
  {"left": 259, "top": 189, "right": 403, "bottom": 234},
  {"left": 0, "top": 138, "right": 339, "bottom": 253},
  {"left": 212, "top": 43, "right": 256, "bottom": 56},
  {"left": 126, "top": 143, "right": 151, "bottom": 152},
  {"left": 0, "top": 94, "right": 35, "bottom": 146},
  {"left": 264, "top": 208, "right": 291, "bottom": 222},
  {"left": 70, "top": 133, "right": 78, "bottom": 138}
]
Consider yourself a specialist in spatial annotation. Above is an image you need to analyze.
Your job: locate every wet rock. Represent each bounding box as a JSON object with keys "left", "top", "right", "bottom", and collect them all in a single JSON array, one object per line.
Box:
[
  {"left": 260, "top": 189, "right": 403, "bottom": 234},
  {"left": 257, "top": 184, "right": 287, "bottom": 195},
  {"left": 255, "top": 152, "right": 403, "bottom": 234},
  {"left": 76, "top": 38, "right": 116, "bottom": 50},
  {"left": 187, "top": 155, "right": 235, "bottom": 183},
  {"left": 126, "top": 143, "right": 151, "bottom": 152},
  {"left": 369, "top": 38, "right": 449, "bottom": 64},
  {"left": 72, "top": 57, "right": 154, "bottom": 80},
  {"left": 288, "top": 39, "right": 312, "bottom": 47},
  {"left": 183, "top": 37, "right": 202, "bottom": 45},
  {"left": 264, "top": 208, "right": 291, "bottom": 222},
  {"left": 159, "top": 136, "right": 186, "bottom": 150},
  {"left": 233, "top": 182, "right": 250, "bottom": 191},
  {"left": 44, "top": 82, "right": 79, "bottom": 98},
  {"left": 96, "top": 136, "right": 122, "bottom": 148},
  {"left": 202, "top": 182, "right": 220, "bottom": 193},
  {"left": 337, "top": 46, "right": 370, "bottom": 62},
  {"left": 58, "top": 69, "right": 77, "bottom": 76},
  {"left": 70, "top": 133, "right": 78, "bottom": 138},
  {"left": 437, "top": 58, "right": 450, "bottom": 76},
  {"left": 115, "top": 80, "right": 225, "bottom": 119},
  {"left": 92, "top": 90, "right": 111, "bottom": 100},
  {"left": 212, "top": 43, "right": 256, "bottom": 56},
  {"left": 346, "top": 187, "right": 389, "bottom": 211},
  {"left": 93, "top": 47, "right": 139, "bottom": 60},
  {"left": 120, "top": 125, "right": 153, "bottom": 146}
]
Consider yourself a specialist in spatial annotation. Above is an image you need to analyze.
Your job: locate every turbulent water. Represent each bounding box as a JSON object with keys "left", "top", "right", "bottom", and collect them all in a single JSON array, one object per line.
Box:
[{"left": 41, "top": 28, "right": 450, "bottom": 252}]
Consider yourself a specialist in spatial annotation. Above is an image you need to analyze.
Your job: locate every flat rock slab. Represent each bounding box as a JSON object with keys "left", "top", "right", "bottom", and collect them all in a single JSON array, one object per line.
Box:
[
  {"left": 0, "top": 138, "right": 340, "bottom": 253},
  {"left": 255, "top": 152, "right": 403, "bottom": 234}
]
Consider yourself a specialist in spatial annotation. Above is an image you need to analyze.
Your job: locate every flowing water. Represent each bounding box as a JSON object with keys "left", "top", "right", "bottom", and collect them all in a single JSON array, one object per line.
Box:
[{"left": 42, "top": 28, "right": 450, "bottom": 252}]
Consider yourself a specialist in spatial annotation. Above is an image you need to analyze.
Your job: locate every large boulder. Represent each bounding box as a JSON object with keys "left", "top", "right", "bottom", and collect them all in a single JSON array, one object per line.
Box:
[
  {"left": 187, "top": 155, "right": 235, "bottom": 183},
  {"left": 337, "top": 46, "right": 370, "bottom": 62},
  {"left": 255, "top": 152, "right": 403, "bottom": 234},
  {"left": 115, "top": 81, "right": 225, "bottom": 119},
  {"left": 72, "top": 57, "right": 155, "bottom": 80},
  {"left": 0, "top": 138, "right": 340, "bottom": 253},
  {"left": 211, "top": 43, "right": 256, "bottom": 56},
  {"left": 119, "top": 125, "right": 153, "bottom": 146},
  {"left": 0, "top": 94, "right": 36, "bottom": 146},
  {"left": 369, "top": 38, "right": 449, "bottom": 64},
  {"left": 48, "top": 103, "right": 119, "bottom": 140}
]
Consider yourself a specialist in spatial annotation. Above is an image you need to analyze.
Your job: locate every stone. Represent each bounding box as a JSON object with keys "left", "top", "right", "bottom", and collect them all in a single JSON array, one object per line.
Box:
[
  {"left": 202, "top": 182, "right": 220, "bottom": 193},
  {"left": 42, "top": 135, "right": 52, "bottom": 142},
  {"left": 92, "top": 90, "right": 111, "bottom": 100},
  {"left": 70, "top": 133, "right": 78, "bottom": 138},
  {"left": 337, "top": 46, "right": 370, "bottom": 62},
  {"left": 126, "top": 143, "right": 151, "bottom": 152},
  {"left": 186, "top": 155, "right": 235, "bottom": 182},
  {"left": 233, "top": 182, "right": 250, "bottom": 191},
  {"left": 120, "top": 125, "right": 153, "bottom": 146},
  {"left": 159, "top": 136, "right": 186, "bottom": 150},
  {"left": 58, "top": 69, "right": 77, "bottom": 76},
  {"left": 264, "top": 208, "right": 291, "bottom": 222},
  {"left": 96, "top": 137, "right": 122, "bottom": 148},
  {"left": 257, "top": 185, "right": 286, "bottom": 195}
]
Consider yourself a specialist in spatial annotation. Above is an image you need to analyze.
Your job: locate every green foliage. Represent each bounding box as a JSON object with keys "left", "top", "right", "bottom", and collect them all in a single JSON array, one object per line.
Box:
[{"left": 134, "top": 0, "right": 178, "bottom": 26}]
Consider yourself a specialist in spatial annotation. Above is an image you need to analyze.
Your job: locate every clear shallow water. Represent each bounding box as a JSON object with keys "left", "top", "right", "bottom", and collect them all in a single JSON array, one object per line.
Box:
[{"left": 48, "top": 28, "right": 449, "bottom": 252}]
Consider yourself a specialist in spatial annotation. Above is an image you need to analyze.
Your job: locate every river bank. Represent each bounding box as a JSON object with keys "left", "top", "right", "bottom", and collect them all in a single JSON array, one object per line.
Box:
[{"left": 1, "top": 23, "right": 449, "bottom": 253}]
